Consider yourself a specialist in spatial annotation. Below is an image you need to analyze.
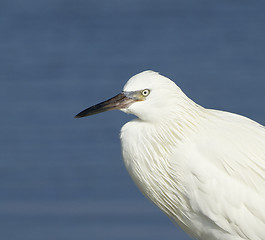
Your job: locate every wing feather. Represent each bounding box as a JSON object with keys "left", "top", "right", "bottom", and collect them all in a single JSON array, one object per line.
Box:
[{"left": 181, "top": 110, "right": 265, "bottom": 239}]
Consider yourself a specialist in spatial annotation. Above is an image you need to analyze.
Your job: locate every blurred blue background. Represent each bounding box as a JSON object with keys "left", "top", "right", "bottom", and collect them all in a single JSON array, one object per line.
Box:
[{"left": 1, "top": 0, "right": 265, "bottom": 239}]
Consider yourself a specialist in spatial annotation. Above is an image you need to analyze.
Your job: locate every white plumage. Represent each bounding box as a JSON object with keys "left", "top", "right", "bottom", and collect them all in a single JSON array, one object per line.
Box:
[{"left": 76, "top": 70, "right": 265, "bottom": 240}]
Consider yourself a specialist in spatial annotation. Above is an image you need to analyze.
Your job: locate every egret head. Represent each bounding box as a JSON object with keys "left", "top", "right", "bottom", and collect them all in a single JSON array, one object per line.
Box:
[{"left": 75, "top": 71, "right": 189, "bottom": 122}]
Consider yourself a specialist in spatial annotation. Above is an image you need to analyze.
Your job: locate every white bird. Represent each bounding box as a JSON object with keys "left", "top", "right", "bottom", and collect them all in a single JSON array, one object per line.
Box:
[{"left": 75, "top": 71, "right": 265, "bottom": 240}]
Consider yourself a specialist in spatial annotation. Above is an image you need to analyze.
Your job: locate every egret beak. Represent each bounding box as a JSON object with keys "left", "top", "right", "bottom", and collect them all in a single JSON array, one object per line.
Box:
[{"left": 75, "top": 92, "right": 138, "bottom": 118}]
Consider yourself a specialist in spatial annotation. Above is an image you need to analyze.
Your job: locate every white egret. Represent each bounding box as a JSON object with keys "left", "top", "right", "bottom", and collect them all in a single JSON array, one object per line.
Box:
[{"left": 75, "top": 71, "right": 265, "bottom": 240}]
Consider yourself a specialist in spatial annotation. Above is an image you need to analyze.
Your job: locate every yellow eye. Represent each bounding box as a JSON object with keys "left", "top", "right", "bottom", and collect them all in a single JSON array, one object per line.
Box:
[{"left": 141, "top": 89, "right": 150, "bottom": 97}]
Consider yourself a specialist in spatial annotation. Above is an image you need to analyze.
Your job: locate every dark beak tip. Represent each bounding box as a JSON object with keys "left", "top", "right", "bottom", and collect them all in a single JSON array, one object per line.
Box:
[{"left": 74, "top": 113, "right": 85, "bottom": 118}]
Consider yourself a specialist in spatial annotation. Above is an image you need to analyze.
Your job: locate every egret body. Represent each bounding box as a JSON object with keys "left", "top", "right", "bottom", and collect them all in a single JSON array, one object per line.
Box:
[{"left": 75, "top": 71, "right": 265, "bottom": 240}]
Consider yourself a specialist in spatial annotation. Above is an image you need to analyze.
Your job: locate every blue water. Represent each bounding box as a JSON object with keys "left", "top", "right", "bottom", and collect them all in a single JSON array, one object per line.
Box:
[{"left": 1, "top": 0, "right": 265, "bottom": 239}]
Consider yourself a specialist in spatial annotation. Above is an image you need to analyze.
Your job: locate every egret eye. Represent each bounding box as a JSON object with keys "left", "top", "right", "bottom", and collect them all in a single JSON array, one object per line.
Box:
[{"left": 141, "top": 89, "right": 150, "bottom": 97}]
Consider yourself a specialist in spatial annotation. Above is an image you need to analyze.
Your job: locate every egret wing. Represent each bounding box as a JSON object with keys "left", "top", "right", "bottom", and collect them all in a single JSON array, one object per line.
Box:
[{"left": 181, "top": 110, "right": 265, "bottom": 239}]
